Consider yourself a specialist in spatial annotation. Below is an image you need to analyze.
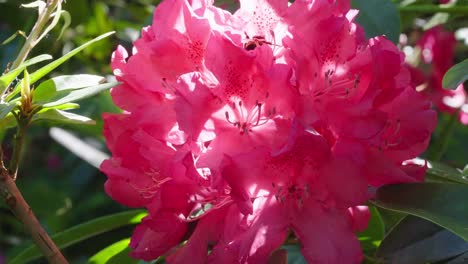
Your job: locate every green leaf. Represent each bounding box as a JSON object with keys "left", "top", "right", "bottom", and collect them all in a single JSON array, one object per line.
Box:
[
  {"left": 42, "top": 103, "right": 80, "bottom": 111},
  {"left": 0, "top": 114, "right": 16, "bottom": 130},
  {"left": 282, "top": 245, "right": 306, "bottom": 264},
  {"left": 56, "top": 10, "right": 72, "bottom": 40},
  {"left": 88, "top": 238, "right": 138, "bottom": 264},
  {"left": 5, "top": 32, "right": 115, "bottom": 101},
  {"left": 0, "top": 54, "right": 52, "bottom": 96},
  {"left": 1, "top": 30, "right": 23, "bottom": 45},
  {"left": 376, "top": 207, "right": 406, "bottom": 233},
  {"left": 443, "top": 59, "right": 468, "bottom": 89},
  {"left": 373, "top": 183, "right": 468, "bottom": 241},
  {"left": 376, "top": 215, "right": 468, "bottom": 264},
  {"left": 33, "top": 109, "right": 96, "bottom": 125},
  {"left": 358, "top": 206, "right": 385, "bottom": 254},
  {"left": 426, "top": 160, "right": 468, "bottom": 185},
  {"left": 351, "top": 0, "right": 401, "bottom": 44},
  {"left": 0, "top": 102, "right": 16, "bottom": 119},
  {"left": 44, "top": 82, "right": 117, "bottom": 107},
  {"left": 9, "top": 210, "right": 147, "bottom": 264},
  {"left": 445, "top": 251, "right": 468, "bottom": 264},
  {"left": 33, "top": 74, "right": 106, "bottom": 103}
]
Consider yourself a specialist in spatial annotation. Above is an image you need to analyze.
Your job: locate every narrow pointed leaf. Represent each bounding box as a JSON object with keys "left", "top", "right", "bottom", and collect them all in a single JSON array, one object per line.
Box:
[
  {"left": 443, "top": 59, "right": 468, "bottom": 89},
  {"left": 29, "top": 32, "right": 114, "bottom": 84},
  {"left": 9, "top": 210, "right": 146, "bottom": 264},
  {"left": 88, "top": 238, "right": 138, "bottom": 264},
  {"left": 0, "top": 54, "right": 52, "bottom": 95},
  {"left": 5, "top": 32, "right": 114, "bottom": 101},
  {"left": 373, "top": 183, "right": 468, "bottom": 241}
]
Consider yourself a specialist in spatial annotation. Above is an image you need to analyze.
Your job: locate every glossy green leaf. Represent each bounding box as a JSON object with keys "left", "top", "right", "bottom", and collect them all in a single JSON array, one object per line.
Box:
[
  {"left": 445, "top": 251, "right": 468, "bottom": 264},
  {"left": 9, "top": 210, "right": 147, "bottom": 264},
  {"left": 373, "top": 183, "right": 468, "bottom": 241},
  {"left": 376, "top": 215, "right": 468, "bottom": 264},
  {"left": 443, "top": 59, "right": 468, "bottom": 89},
  {"left": 0, "top": 54, "right": 52, "bottom": 96},
  {"left": 358, "top": 206, "right": 385, "bottom": 254},
  {"left": 376, "top": 207, "right": 406, "bottom": 233},
  {"left": 88, "top": 238, "right": 138, "bottom": 264},
  {"left": 33, "top": 109, "right": 95, "bottom": 125},
  {"left": 33, "top": 74, "right": 107, "bottom": 104},
  {"left": 351, "top": 0, "right": 400, "bottom": 44},
  {"left": 426, "top": 160, "right": 468, "bottom": 185},
  {"left": 5, "top": 32, "right": 114, "bottom": 101}
]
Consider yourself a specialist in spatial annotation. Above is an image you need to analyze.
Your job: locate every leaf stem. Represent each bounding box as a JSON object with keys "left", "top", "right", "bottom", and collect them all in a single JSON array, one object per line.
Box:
[
  {"left": 10, "top": 0, "right": 61, "bottom": 70},
  {"left": 0, "top": 166, "right": 68, "bottom": 264},
  {"left": 398, "top": 5, "right": 468, "bottom": 14}
]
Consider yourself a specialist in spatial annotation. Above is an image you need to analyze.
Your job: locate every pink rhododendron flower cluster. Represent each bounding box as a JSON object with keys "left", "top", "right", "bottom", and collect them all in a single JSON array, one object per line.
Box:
[
  {"left": 101, "top": 0, "right": 436, "bottom": 263},
  {"left": 410, "top": 25, "right": 468, "bottom": 124}
]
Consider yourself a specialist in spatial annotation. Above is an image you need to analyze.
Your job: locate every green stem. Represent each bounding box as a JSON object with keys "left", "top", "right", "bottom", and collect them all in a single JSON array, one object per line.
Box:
[
  {"left": 428, "top": 113, "right": 458, "bottom": 161},
  {"left": 9, "top": 0, "right": 61, "bottom": 70},
  {"left": 399, "top": 5, "right": 468, "bottom": 14}
]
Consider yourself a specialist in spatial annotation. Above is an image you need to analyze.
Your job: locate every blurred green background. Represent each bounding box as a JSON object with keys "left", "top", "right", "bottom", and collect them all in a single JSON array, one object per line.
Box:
[
  {"left": 0, "top": 0, "right": 467, "bottom": 263},
  {"left": 0, "top": 1, "right": 156, "bottom": 263}
]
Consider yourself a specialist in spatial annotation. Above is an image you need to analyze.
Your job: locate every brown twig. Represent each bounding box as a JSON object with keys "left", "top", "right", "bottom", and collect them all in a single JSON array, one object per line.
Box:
[{"left": 0, "top": 166, "right": 68, "bottom": 263}]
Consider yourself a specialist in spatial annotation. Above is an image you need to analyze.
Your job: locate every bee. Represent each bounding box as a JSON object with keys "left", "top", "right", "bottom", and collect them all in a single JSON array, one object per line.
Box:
[{"left": 244, "top": 35, "right": 271, "bottom": 51}]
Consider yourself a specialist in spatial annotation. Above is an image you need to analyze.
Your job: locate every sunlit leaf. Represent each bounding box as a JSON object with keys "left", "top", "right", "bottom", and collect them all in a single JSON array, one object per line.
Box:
[
  {"left": 5, "top": 32, "right": 114, "bottom": 101},
  {"left": 88, "top": 238, "right": 138, "bottom": 264},
  {"left": 9, "top": 210, "right": 147, "bottom": 264},
  {"left": 373, "top": 183, "right": 468, "bottom": 241},
  {"left": 41, "top": 82, "right": 117, "bottom": 107},
  {"left": 33, "top": 109, "right": 95, "bottom": 125},
  {"left": 33, "top": 74, "right": 106, "bottom": 103},
  {"left": 358, "top": 206, "right": 385, "bottom": 254}
]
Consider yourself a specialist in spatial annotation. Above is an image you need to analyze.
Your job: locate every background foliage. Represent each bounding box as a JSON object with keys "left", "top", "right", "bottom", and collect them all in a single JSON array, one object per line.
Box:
[{"left": 0, "top": 0, "right": 467, "bottom": 263}]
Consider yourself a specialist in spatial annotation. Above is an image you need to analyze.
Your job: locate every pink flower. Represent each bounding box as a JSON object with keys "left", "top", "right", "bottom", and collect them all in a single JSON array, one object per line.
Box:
[
  {"left": 101, "top": 0, "right": 436, "bottom": 263},
  {"left": 410, "top": 26, "right": 468, "bottom": 124}
]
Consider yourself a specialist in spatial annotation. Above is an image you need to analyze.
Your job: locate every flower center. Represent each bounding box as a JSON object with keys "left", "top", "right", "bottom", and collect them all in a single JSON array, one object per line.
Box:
[
  {"left": 312, "top": 69, "right": 361, "bottom": 99},
  {"left": 224, "top": 100, "right": 276, "bottom": 135},
  {"left": 272, "top": 182, "right": 310, "bottom": 207}
]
